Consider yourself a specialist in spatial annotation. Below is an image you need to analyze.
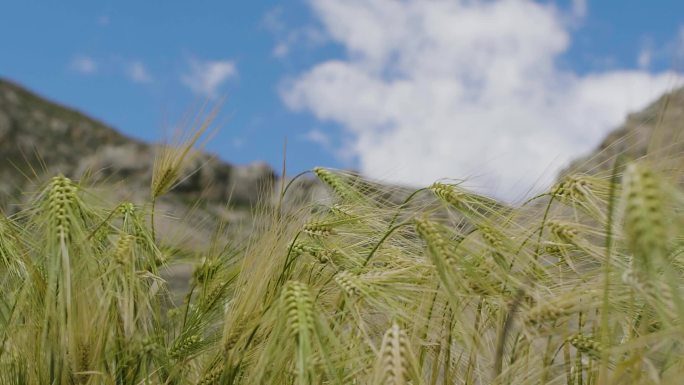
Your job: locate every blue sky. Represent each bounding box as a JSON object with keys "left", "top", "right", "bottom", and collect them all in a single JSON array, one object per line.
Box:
[{"left": 2, "top": 0, "right": 683, "bottom": 199}]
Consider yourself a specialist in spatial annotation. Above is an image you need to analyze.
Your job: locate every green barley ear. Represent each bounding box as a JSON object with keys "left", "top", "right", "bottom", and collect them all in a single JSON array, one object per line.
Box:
[
  {"left": 551, "top": 174, "right": 603, "bottom": 203},
  {"left": 149, "top": 108, "right": 215, "bottom": 243},
  {"left": 29, "top": 175, "right": 96, "bottom": 382},
  {"left": 414, "top": 217, "right": 455, "bottom": 264},
  {"left": 547, "top": 220, "right": 579, "bottom": 244},
  {"left": 168, "top": 334, "right": 202, "bottom": 360},
  {"left": 479, "top": 224, "right": 506, "bottom": 250},
  {"left": 193, "top": 257, "right": 221, "bottom": 284},
  {"left": 430, "top": 182, "right": 468, "bottom": 210},
  {"left": 151, "top": 109, "right": 216, "bottom": 199},
  {"left": 117, "top": 202, "right": 164, "bottom": 267},
  {"left": 290, "top": 240, "right": 314, "bottom": 257},
  {"left": 566, "top": 334, "right": 603, "bottom": 359},
  {"left": 313, "top": 167, "right": 360, "bottom": 201},
  {"left": 430, "top": 182, "right": 504, "bottom": 221},
  {"left": 622, "top": 162, "right": 668, "bottom": 272},
  {"left": 310, "top": 247, "right": 339, "bottom": 265},
  {"left": 197, "top": 363, "right": 224, "bottom": 385},
  {"left": 0, "top": 215, "right": 25, "bottom": 278},
  {"left": 372, "top": 323, "right": 422, "bottom": 385},
  {"left": 46, "top": 175, "right": 81, "bottom": 242},
  {"left": 477, "top": 224, "right": 511, "bottom": 268},
  {"left": 303, "top": 221, "right": 335, "bottom": 237},
  {"left": 40, "top": 175, "right": 92, "bottom": 273},
  {"left": 284, "top": 281, "right": 315, "bottom": 338},
  {"left": 283, "top": 280, "right": 316, "bottom": 385},
  {"left": 550, "top": 173, "right": 613, "bottom": 220},
  {"left": 334, "top": 271, "right": 363, "bottom": 297},
  {"left": 113, "top": 233, "right": 135, "bottom": 266},
  {"left": 524, "top": 300, "right": 573, "bottom": 328},
  {"left": 414, "top": 217, "right": 468, "bottom": 308}
]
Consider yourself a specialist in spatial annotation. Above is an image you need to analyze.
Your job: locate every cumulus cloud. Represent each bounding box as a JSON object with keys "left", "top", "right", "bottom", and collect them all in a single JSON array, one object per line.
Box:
[
  {"left": 262, "top": 6, "right": 326, "bottom": 58},
  {"left": 571, "top": 0, "right": 588, "bottom": 18},
  {"left": 181, "top": 58, "right": 237, "bottom": 98},
  {"left": 676, "top": 26, "right": 684, "bottom": 60},
  {"left": 126, "top": 61, "right": 152, "bottom": 83},
  {"left": 281, "top": 0, "right": 682, "bottom": 200},
  {"left": 69, "top": 55, "right": 97, "bottom": 75},
  {"left": 303, "top": 128, "right": 332, "bottom": 147},
  {"left": 638, "top": 48, "right": 652, "bottom": 69}
]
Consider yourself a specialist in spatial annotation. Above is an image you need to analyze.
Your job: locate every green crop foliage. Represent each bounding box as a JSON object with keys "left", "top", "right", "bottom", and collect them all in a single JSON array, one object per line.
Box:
[{"left": 1, "top": 153, "right": 684, "bottom": 384}]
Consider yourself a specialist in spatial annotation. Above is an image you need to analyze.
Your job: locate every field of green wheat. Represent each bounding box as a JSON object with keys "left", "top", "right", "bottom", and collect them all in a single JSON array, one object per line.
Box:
[{"left": 1, "top": 126, "right": 684, "bottom": 384}]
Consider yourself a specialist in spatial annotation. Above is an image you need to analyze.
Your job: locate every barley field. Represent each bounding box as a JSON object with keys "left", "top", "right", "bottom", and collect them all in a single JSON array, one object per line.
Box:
[{"left": 1, "top": 130, "right": 684, "bottom": 384}]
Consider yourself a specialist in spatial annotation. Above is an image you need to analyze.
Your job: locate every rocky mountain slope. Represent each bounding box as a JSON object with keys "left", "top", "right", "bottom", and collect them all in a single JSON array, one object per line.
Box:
[
  {"left": 563, "top": 86, "right": 684, "bottom": 176},
  {"left": 0, "top": 78, "right": 279, "bottom": 206}
]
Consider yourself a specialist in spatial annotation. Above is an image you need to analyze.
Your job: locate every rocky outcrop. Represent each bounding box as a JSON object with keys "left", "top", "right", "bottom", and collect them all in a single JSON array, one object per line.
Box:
[{"left": 562, "top": 87, "right": 684, "bottom": 176}]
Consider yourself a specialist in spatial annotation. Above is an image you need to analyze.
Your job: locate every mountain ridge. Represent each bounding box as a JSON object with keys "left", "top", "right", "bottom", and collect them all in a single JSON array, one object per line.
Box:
[{"left": 0, "top": 77, "right": 282, "bottom": 211}]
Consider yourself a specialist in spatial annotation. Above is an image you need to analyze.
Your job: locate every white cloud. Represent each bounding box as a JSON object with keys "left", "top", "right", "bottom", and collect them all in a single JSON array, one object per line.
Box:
[
  {"left": 181, "top": 58, "right": 237, "bottom": 98},
  {"left": 273, "top": 42, "right": 291, "bottom": 58},
  {"left": 262, "top": 6, "right": 326, "bottom": 59},
  {"left": 69, "top": 55, "right": 97, "bottom": 75},
  {"left": 638, "top": 47, "right": 652, "bottom": 69},
  {"left": 262, "top": 6, "right": 287, "bottom": 34},
  {"left": 282, "top": 0, "right": 682, "bottom": 200},
  {"left": 232, "top": 137, "right": 245, "bottom": 148},
  {"left": 677, "top": 26, "right": 684, "bottom": 60},
  {"left": 571, "top": 0, "right": 588, "bottom": 18},
  {"left": 303, "top": 128, "right": 332, "bottom": 147},
  {"left": 126, "top": 61, "right": 152, "bottom": 83},
  {"left": 272, "top": 28, "right": 326, "bottom": 58}
]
